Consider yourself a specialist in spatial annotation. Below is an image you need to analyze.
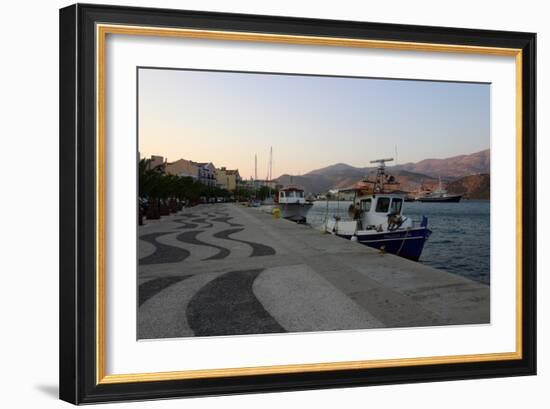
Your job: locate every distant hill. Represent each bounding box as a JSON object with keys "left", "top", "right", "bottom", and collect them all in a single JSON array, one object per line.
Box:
[
  {"left": 446, "top": 174, "right": 490, "bottom": 200},
  {"left": 274, "top": 174, "right": 333, "bottom": 194},
  {"left": 397, "top": 149, "right": 490, "bottom": 179},
  {"left": 273, "top": 149, "right": 490, "bottom": 195},
  {"left": 306, "top": 163, "right": 360, "bottom": 176}
]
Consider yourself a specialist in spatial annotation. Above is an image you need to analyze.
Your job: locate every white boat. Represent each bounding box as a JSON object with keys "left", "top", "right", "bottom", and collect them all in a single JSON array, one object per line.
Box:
[
  {"left": 324, "top": 158, "right": 431, "bottom": 261},
  {"left": 276, "top": 186, "right": 313, "bottom": 223},
  {"left": 415, "top": 177, "right": 462, "bottom": 202}
]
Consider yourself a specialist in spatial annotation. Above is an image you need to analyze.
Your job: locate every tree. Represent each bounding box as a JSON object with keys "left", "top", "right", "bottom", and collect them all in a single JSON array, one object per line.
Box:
[
  {"left": 139, "top": 158, "right": 164, "bottom": 219},
  {"left": 138, "top": 158, "right": 232, "bottom": 218},
  {"left": 256, "top": 185, "right": 277, "bottom": 201}
]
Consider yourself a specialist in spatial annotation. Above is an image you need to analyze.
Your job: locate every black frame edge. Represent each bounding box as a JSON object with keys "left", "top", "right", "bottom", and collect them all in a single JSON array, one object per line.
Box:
[
  {"left": 59, "top": 3, "right": 537, "bottom": 404},
  {"left": 59, "top": 3, "right": 78, "bottom": 405},
  {"left": 520, "top": 33, "right": 537, "bottom": 376}
]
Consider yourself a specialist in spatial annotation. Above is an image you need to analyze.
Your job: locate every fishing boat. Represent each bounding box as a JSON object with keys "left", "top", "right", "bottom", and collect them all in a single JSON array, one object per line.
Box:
[
  {"left": 276, "top": 186, "right": 313, "bottom": 223},
  {"left": 324, "top": 158, "right": 431, "bottom": 261},
  {"left": 415, "top": 177, "right": 462, "bottom": 203}
]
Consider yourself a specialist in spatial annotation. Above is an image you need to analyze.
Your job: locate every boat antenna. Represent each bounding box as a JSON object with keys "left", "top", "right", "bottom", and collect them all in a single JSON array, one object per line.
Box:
[{"left": 369, "top": 158, "right": 394, "bottom": 192}]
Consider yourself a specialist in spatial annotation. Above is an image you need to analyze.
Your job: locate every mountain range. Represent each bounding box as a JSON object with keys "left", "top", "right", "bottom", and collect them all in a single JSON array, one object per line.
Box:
[
  {"left": 446, "top": 174, "right": 490, "bottom": 200},
  {"left": 274, "top": 149, "right": 490, "bottom": 195}
]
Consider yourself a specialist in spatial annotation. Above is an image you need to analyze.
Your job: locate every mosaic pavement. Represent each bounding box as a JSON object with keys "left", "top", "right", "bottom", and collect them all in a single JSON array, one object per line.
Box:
[{"left": 138, "top": 203, "right": 489, "bottom": 339}]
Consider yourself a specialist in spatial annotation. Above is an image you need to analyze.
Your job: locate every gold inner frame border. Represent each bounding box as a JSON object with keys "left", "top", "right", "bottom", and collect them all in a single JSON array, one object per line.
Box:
[{"left": 95, "top": 23, "right": 523, "bottom": 385}]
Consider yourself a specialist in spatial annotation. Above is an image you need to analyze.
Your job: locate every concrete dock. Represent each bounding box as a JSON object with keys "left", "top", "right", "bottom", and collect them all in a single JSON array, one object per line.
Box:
[{"left": 138, "top": 203, "right": 489, "bottom": 339}]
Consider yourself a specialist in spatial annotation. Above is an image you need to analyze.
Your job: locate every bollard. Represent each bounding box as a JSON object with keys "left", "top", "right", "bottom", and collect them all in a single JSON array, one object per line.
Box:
[{"left": 272, "top": 208, "right": 281, "bottom": 219}]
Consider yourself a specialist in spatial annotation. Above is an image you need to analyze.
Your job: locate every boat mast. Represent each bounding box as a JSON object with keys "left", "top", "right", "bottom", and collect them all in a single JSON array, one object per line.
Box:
[
  {"left": 369, "top": 158, "right": 393, "bottom": 193},
  {"left": 254, "top": 153, "right": 258, "bottom": 199},
  {"left": 267, "top": 146, "right": 273, "bottom": 198}
]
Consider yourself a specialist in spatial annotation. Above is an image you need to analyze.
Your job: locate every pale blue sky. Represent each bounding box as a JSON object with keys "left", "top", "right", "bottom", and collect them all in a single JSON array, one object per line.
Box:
[{"left": 139, "top": 68, "right": 490, "bottom": 179}]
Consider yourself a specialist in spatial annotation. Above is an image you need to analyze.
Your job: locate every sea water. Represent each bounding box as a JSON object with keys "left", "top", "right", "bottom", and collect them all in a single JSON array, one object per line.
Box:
[{"left": 307, "top": 200, "right": 490, "bottom": 284}]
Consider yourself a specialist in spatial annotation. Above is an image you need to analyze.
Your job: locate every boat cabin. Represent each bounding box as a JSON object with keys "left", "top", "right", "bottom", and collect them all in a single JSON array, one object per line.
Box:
[
  {"left": 278, "top": 187, "right": 307, "bottom": 204},
  {"left": 352, "top": 193, "right": 409, "bottom": 231}
]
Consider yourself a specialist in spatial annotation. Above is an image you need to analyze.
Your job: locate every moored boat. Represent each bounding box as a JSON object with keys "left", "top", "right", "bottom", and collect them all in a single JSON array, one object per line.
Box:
[
  {"left": 415, "top": 177, "right": 462, "bottom": 203},
  {"left": 324, "top": 158, "right": 431, "bottom": 261},
  {"left": 276, "top": 186, "right": 313, "bottom": 223}
]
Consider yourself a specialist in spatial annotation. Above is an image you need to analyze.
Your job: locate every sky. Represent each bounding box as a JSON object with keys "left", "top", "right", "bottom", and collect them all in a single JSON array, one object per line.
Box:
[{"left": 138, "top": 68, "right": 490, "bottom": 180}]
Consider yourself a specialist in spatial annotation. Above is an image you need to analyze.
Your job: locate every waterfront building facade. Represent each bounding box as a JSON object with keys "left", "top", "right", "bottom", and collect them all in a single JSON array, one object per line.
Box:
[
  {"left": 148, "top": 155, "right": 165, "bottom": 170},
  {"left": 216, "top": 167, "right": 241, "bottom": 191},
  {"left": 144, "top": 155, "right": 225, "bottom": 188},
  {"left": 165, "top": 158, "right": 199, "bottom": 179},
  {"left": 196, "top": 162, "right": 217, "bottom": 186}
]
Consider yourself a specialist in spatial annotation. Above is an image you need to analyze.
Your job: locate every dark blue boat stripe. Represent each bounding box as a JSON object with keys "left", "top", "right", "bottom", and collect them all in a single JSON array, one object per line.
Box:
[
  {"left": 358, "top": 236, "right": 424, "bottom": 243},
  {"left": 139, "top": 232, "right": 191, "bottom": 265},
  {"left": 175, "top": 230, "right": 230, "bottom": 260},
  {"left": 186, "top": 269, "right": 286, "bottom": 336},
  {"left": 213, "top": 228, "right": 276, "bottom": 257},
  {"left": 350, "top": 227, "right": 431, "bottom": 261}
]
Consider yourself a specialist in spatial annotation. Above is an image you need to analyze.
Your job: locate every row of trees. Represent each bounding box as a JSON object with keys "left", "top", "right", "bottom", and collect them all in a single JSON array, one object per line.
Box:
[
  {"left": 139, "top": 159, "right": 230, "bottom": 222},
  {"left": 234, "top": 185, "right": 275, "bottom": 201},
  {"left": 139, "top": 159, "right": 280, "bottom": 223}
]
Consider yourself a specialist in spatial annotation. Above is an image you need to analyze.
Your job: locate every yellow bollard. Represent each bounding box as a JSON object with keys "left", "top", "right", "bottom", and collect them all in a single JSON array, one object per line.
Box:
[{"left": 272, "top": 208, "right": 281, "bottom": 219}]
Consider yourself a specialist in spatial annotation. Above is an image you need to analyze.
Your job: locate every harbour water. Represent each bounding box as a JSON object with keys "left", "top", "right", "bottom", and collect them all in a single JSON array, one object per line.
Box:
[{"left": 308, "top": 200, "right": 490, "bottom": 284}]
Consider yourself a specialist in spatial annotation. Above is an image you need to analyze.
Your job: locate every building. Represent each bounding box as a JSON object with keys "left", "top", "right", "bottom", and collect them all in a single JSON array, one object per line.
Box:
[
  {"left": 196, "top": 162, "right": 217, "bottom": 187},
  {"left": 216, "top": 167, "right": 241, "bottom": 191},
  {"left": 147, "top": 155, "right": 165, "bottom": 170},
  {"left": 165, "top": 158, "right": 199, "bottom": 179},
  {"left": 145, "top": 155, "right": 217, "bottom": 187}
]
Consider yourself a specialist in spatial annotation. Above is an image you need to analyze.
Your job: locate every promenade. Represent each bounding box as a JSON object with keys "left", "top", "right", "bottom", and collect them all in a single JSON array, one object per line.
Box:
[{"left": 138, "top": 203, "right": 489, "bottom": 339}]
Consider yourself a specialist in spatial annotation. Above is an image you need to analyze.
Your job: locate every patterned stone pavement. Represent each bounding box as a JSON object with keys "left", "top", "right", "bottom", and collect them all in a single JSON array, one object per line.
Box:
[{"left": 138, "top": 203, "right": 489, "bottom": 339}]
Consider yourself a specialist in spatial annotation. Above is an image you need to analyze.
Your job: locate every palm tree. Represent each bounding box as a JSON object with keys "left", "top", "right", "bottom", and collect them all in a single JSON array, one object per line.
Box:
[
  {"left": 138, "top": 158, "right": 164, "bottom": 220},
  {"left": 139, "top": 158, "right": 233, "bottom": 222}
]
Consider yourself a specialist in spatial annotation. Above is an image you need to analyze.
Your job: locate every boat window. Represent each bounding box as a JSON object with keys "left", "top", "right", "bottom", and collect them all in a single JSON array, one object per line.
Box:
[
  {"left": 360, "top": 199, "right": 372, "bottom": 212},
  {"left": 375, "top": 197, "right": 390, "bottom": 213},
  {"left": 299, "top": 191, "right": 304, "bottom": 198},
  {"left": 390, "top": 198, "right": 403, "bottom": 214},
  {"left": 280, "top": 191, "right": 285, "bottom": 198}
]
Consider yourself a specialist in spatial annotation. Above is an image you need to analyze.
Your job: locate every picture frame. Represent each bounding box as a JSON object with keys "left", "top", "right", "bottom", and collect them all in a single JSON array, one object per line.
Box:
[{"left": 59, "top": 3, "right": 536, "bottom": 404}]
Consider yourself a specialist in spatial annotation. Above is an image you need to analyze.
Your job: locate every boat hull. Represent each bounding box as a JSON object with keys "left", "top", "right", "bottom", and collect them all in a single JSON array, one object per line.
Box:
[
  {"left": 416, "top": 195, "right": 462, "bottom": 203},
  {"left": 278, "top": 202, "right": 313, "bottom": 223},
  {"left": 336, "top": 227, "right": 431, "bottom": 261}
]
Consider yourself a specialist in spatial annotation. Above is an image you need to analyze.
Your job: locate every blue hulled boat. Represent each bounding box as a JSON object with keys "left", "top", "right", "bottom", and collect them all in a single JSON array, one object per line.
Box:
[{"left": 324, "top": 158, "right": 431, "bottom": 261}]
